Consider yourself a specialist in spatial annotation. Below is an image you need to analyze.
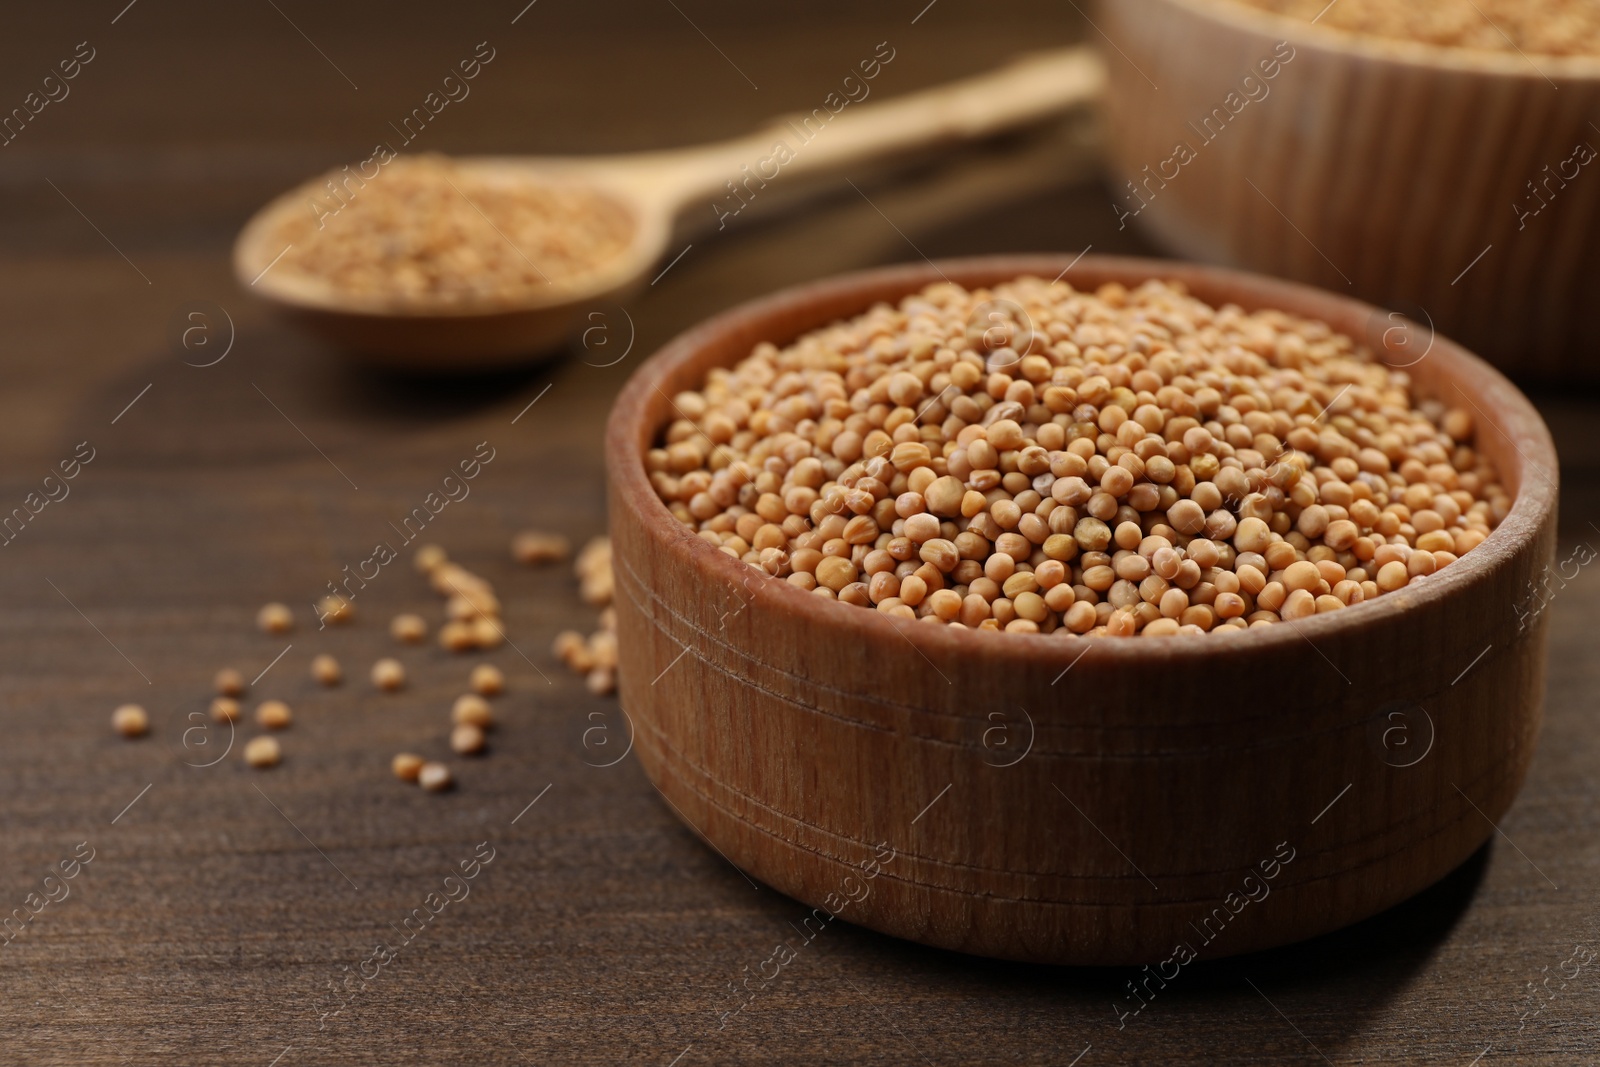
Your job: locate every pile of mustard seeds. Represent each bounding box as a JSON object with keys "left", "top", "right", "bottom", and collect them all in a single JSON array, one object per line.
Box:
[
  {"left": 273, "top": 155, "right": 635, "bottom": 308},
  {"left": 648, "top": 277, "right": 1509, "bottom": 638},
  {"left": 1232, "top": 0, "right": 1600, "bottom": 56}
]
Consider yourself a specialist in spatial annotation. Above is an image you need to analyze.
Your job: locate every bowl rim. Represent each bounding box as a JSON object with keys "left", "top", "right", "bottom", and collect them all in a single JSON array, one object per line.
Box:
[
  {"left": 605, "top": 254, "right": 1557, "bottom": 669},
  {"left": 1154, "top": 0, "right": 1600, "bottom": 79}
]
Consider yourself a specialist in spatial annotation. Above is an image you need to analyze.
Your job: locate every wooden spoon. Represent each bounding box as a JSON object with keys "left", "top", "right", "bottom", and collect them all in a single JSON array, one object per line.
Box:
[{"left": 233, "top": 47, "right": 1104, "bottom": 370}]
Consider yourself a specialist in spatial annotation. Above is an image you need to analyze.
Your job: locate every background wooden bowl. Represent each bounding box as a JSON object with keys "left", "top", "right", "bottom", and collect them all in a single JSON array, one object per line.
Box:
[
  {"left": 1097, "top": 0, "right": 1600, "bottom": 381},
  {"left": 605, "top": 255, "right": 1558, "bottom": 966}
]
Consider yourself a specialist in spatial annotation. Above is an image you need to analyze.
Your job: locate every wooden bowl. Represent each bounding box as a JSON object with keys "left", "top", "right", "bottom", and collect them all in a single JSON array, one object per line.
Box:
[
  {"left": 1097, "top": 0, "right": 1600, "bottom": 381},
  {"left": 604, "top": 255, "right": 1557, "bottom": 966}
]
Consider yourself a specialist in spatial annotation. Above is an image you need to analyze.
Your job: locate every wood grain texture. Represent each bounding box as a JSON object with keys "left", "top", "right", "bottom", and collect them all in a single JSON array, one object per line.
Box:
[
  {"left": 606, "top": 255, "right": 1558, "bottom": 965},
  {"left": 1098, "top": 0, "right": 1600, "bottom": 380},
  {"left": 1, "top": 1, "right": 1598, "bottom": 1063}
]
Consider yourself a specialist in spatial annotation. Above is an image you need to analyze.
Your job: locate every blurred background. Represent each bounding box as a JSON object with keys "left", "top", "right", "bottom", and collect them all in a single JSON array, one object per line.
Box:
[{"left": 0, "top": 0, "right": 1127, "bottom": 421}]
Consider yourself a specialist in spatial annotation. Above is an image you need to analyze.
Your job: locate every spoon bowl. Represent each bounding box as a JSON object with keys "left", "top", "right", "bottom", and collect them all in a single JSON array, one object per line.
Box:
[{"left": 233, "top": 159, "right": 670, "bottom": 369}]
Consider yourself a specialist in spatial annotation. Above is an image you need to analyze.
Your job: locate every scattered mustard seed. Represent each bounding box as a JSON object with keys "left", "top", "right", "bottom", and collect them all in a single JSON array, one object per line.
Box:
[
  {"left": 512, "top": 530, "right": 571, "bottom": 566},
  {"left": 371, "top": 658, "right": 406, "bottom": 692},
  {"left": 210, "top": 697, "right": 241, "bottom": 723},
  {"left": 580, "top": 568, "right": 614, "bottom": 607},
  {"left": 425, "top": 560, "right": 510, "bottom": 650},
  {"left": 311, "top": 653, "right": 342, "bottom": 687},
  {"left": 552, "top": 630, "right": 586, "bottom": 662},
  {"left": 586, "top": 667, "right": 616, "bottom": 696},
  {"left": 257, "top": 700, "right": 292, "bottom": 730},
  {"left": 112, "top": 704, "right": 148, "bottom": 738},
  {"left": 317, "top": 594, "right": 354, "bottom": 625},
  {"left": 551, "top": 558, "right": 621, "bottom": 695},
  {"left": 469, "top": 663, "right": 505, "bottom": 697},
  {"left": 588, "top": 631, "right": 618, "bottom": 671},
  {"left": 430, "top": 563, "right": 481, "bottom": 597},
  {"left": 470, "top": 617, "right": 504, "bottom": 649},
  {"left": 390, "top": 613, "right": 428, "bottom": 644},
  {"left": 214, "top": 667, "right": 245, "bottom": 697},
  {"left": 452, "top": 694, "right": 494, "bottom": 729},
  {"left": 257, "top": 602, "right": 293, "bottom": 635},
  {"left": 447, "top": 588, "right": 502, "bottom": 621},
  {"left": 418, "top": 761, "right": 453, "bottom": 792},
  {"left": 576, "top": 537, "right": 615, "bottom": 606},
  {"left": 414, "top": 543, "right": 448, "bottom": 574},
  {"left": 450, "top": 722, "right": 487, "bottom": 756},
  {"left": 245, "top": 736, "right": 282, "bottom": 768},
  {"left": 576, "top": 537, "right": 612, "bottom": 579},
  {"left": 392, "top": 752, "right": 425, "bottom": 781},
  {"left": 554, "top": 631, "right": 594, "bottom": 673},
  {"left": 439, "top": 620, "right": 477, "bottom": 653}
]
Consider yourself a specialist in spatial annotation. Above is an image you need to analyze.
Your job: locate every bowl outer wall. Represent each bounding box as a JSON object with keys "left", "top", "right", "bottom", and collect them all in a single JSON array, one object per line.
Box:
[{"left": 1098, "top": 0, "right": 1600, "bottom": 380}]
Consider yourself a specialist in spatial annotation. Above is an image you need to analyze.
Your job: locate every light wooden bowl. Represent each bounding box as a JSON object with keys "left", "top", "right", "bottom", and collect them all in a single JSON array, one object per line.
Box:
[
  {"left": 605, "top": 256, "right": 1557, "bottom": 965},
  {"left": 1097, "top": 0, "right": 1600, "bottom": 381}
]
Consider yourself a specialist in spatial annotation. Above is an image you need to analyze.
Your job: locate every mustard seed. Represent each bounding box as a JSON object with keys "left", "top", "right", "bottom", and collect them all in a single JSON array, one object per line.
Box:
[
  {"left": 815, "top": 555, "right": 858, "bottom": 592},
  {"left": 256, "top": 700, "right": 292, "bottom": 730},
  {"left": 257, "top": 602, "right": 293, "bottom": 635},
  {"left": 1283, "top": 561, "right": 1321, "bottom": 593},
  {"left": 587, "top": 667, "right": 617, "bottom": 695},
  {"left": 210, "top": 697, "right": 241, "bottom": 723},
  {"left": 414, "top": 543, "right": 448, "bottom": 574},
  {"left": 450, "top": 723, "right": 487, "bottom": 756},
  {"left": 447, "top": 587, "right": 501, "bottom": 620},
  {"left": 452, "top": 694, "right": 494, "bottom": 728},
  {"left": 512, "top": 530, "right": 571, "bottom": 565},
  {"left": 925, "top": 476, "right": 965, "bottom": 517},
  {"left": 1377, "top": 561, "right": 1411, "bottom": 592},
  {"left": 553, "top": 630, "right": 587, "bottom": 665},
  {"left": 245, "top": 736, "right": 281, "bottom": 768},
  {"left": 311, "top": 653, "right": 342, "bottom": 687},
  {"left": 430, "top": 563, "right": 482, "bottom": 596},
  {"left": 214, "top": 667, "right": 246, "bottom": 697},
  {"left": 439, "top": 620, "right": 477, "bottom": 653},
  {"left": 470, "top": 663, "right": 505, "bottom": 696},
  {"left": 418, "top": 761, "right": 453, "bottom": 792},
  {"left": 1167, "top": 500, "right": 1206, "bottom": 536},
  {"left": 392, "top": 752, "right": 424, "bottom": 781},
  {"left": 1281, "top": 589, "right": 1317, "bottom": 620},
  {"left": 316, "top": 594, "right": 354, "bottom": 625},
  {"left": 579, "top": 567, "right": 614, "bottom": 607},
  {"left": 371, "top": 658, "right": 406, "bottom": 692},
  {"left": 112, "top": 704, "right": 148, "bottom": 738},
  {"left": 390, "top": 613, "right": 428, "bottom": 644},
  {"left": 576, "top": 535, "right": 612, "bottom": 576},
  {"left": 588, "top": 631, "right": 618, "bottom": 670},
  {"left": 470, "top": 617, "right": 505, "bottom": 649}
]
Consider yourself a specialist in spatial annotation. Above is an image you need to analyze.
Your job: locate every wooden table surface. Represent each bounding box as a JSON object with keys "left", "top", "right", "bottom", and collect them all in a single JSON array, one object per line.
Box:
[{"left": 2, "top": 2, "right": 1598, "bottom": 1063}]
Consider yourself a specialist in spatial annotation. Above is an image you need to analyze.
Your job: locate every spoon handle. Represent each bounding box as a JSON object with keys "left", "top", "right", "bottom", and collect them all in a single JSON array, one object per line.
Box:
[{"left": 603, "top": 46, "right": 1105, "bottom": 220}]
